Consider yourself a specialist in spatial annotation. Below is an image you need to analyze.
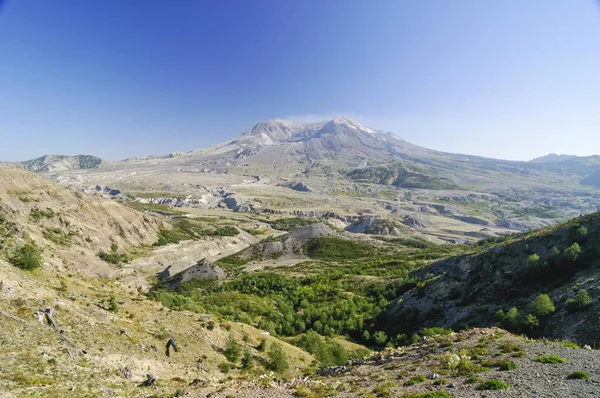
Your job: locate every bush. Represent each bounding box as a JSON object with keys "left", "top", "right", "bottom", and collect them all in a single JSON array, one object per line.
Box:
[
  {"left": 499, "top": 342, "right": 524, "bottom": 354},
  {"left": 10, "top": 241, "right": 43, "bottom": 271},
  {"left": 523, "top": 314, "right": 539, "bottom": 333},
  {"left": 107, "top": 293, "right": 119, "bottom": 313},
  {"left": 478, "top": 379, "right": 509, "bottom": 390},
  {"left": 499, "top": 307, "right": 520, "bottom": 332},
  {"left": 256, "top": 337, "right": 268, "bottom": 352},
  {"left": 404, "top": 375, "right": 427, "bottom": 386},
  {"left": 267, "top": 342, "right": 289, "bottom": 373},
  {"left": 218, "top": 362, "right": 230, "bottom": 373},
  {"left": 567, "top": 370, "right": 590, "bottom": 380},
  {"left": 373, "top": 383, "right": 393, "bottom": 397},
  {"left": 564, "top": 242, "right": 582, "bottom": 263},
  {"left": 495, "top": 360, "right": 519, "bottom": 371},
  {"left": 372, "top": 331, "right": 388, "bottom": 345},
  {"left": 241, "top": 349, "right": 253, "bottom": 370},
  {"left": 293, "top": 330, "right": 349, "bottom": 367},
  {"left": 566, "top": 290, "right": 592, "bottom": 313},
  {"left": 419, "top": 327, "right": 453, "bottom": 337},
  {"left": 224, "top": 335, "right": 241, "bottom": 363},
  {"left": 98, "top": 245, "right": 130, "bottom": 265},
  {"left": 529, "top": 294, "right": 555, "bottom": 318},
  {"left": 535, "top": 355, "right": 568, "bottom": 364}
]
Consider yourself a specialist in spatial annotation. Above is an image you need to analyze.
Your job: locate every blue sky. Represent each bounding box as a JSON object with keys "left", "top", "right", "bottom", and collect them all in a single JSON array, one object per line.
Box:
[{"left": 0, "top": 0, "right": 599, "bottom": 161}]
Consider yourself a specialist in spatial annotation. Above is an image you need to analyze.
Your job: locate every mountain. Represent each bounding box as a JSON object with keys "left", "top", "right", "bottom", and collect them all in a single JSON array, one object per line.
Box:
[
  {"left": 187, "top": 117, "right": 430, "bottom": 168},
  {"left": 12, "top": 117, "right": 600, "bottom": 244},
  {"left": 19, "top": 154, "right": 105, "bottom": 172},
  {"left": 581, "top": 169, "right": 600, "bottom": 188},
  {"left": 529, "top": 153, "right": 580, "bottom": 163}
]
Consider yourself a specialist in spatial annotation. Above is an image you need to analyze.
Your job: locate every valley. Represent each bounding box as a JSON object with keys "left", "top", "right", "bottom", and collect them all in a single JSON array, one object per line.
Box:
[{"left": 2, "top": 119, "right": 600, "bottom": 397}]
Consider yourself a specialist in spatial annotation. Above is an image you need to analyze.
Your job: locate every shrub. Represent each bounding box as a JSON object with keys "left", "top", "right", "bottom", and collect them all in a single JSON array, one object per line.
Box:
[
  {"left": 567, "top": 370, "right": 590, "bottom": 380},
  {"left": 373, "top": 383, "right": 393, "bottom": 397},
  {"left": 523, "top": 314, "right": 539, "bottom": 333},
  {"left": 267, "top": 342, "right": 289, "bottom": 373},
  {"left": 107, "top": 293, "right": 119, "bottom": 313},
  {"left": 224, "top": 335, "right": 241, "bottom": 363},
  {"left": 373, "top": 331, "right": 388, "bottom": 345},
  {"left": 564, "top": 242, "right": 582, "bottom": 263},
  {"left": 10, "top": 241, "right": 43, "bottom": 271},
  {"left": 98, "top": 245, "right": 130, "bottom": 264},
  {"left": 293, "top": 330, "right": 349, "bottom": 367},
  {"left": 240, "top": 349, "right": 253, "bottom": 370},
  {"left": 403, "top": 375, "right": 427, "bottom": 386},
  {"left": 419, "top": 327, "right": 453, "bottom": 337},
  {"left": 535, "top": 355, "right": 567, "bottom": 364},
  {"left": 529, "top": 294, "right": 555, "bottom": 318},
  {"left": 527, "top": 253, "right": 540, "bottom": 265},
  {"left": 560, "top": 341, "right": 580, "bottom": 349},
  {"left": 499, "top": 342, "right": 524, "bottom": 354},
  {"left": 478, "top": 379, "right": 509, "bottom": 390},
  {"left": 566, "top": 290, "right": 592, "bottom": 313},
  {"left": 257, "top": 337, "right": 267, "bottom": 352},
  {"left": 500, "top": 307, "right": 520, "bottom": 332},
  {"left": 218, "top": 362, "right": 230, "bottom": 373},
  {"left": 497, "top": 360, "right": 519, "bottom": 371}
]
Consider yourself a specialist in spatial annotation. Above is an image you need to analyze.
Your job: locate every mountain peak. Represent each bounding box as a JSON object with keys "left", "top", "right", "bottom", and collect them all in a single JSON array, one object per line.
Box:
[{"left": 529, "top": 153, "right": 579, "bottom": 163}]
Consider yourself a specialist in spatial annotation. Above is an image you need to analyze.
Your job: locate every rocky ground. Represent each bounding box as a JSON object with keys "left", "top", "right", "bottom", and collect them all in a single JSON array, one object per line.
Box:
[{"left": 181, "top": 328, "right": 600, "bottom": 398}]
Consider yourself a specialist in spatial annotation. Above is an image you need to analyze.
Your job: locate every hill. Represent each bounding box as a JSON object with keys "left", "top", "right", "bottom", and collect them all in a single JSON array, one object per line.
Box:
[
  {"left": 380, "top": 210, "right": 600, "bottom": 345},
  {"left": 18, "top": 154, "right": 105, "bottom": 172},
  {"left": 0, "top": 167, "right": 315, "bottom": 396}
]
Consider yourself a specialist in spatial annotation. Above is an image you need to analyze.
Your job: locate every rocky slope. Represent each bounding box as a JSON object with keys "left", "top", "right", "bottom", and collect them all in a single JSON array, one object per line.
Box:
[
  {"left": 0, "top": 167, "right": 313, "bottom": 397},
  {"left": 381, "top": 210, "right": 600, "bottom": 345},
  {"left": 18, "top": 154, "right": 105, "bottom": 172}
]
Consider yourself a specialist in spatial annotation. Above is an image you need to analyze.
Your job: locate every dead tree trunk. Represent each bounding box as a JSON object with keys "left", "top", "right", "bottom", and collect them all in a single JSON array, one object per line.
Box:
[
  {"left": 165, "top": 336, "right": 179, "bottom": 357},
  {"left": 41, "top": 308, "right": 80, "bottom": 359}
]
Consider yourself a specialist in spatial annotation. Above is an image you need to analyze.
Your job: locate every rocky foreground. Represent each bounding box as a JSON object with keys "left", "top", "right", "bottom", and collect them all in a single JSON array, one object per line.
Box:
[{"left": 190, "top": 328, "right": 600, "bottom": 398}]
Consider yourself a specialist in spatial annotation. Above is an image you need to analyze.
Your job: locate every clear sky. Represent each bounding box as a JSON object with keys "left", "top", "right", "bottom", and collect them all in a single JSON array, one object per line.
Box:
[{"left": 0, "top": 0, "right": 599, "bottom": 161}]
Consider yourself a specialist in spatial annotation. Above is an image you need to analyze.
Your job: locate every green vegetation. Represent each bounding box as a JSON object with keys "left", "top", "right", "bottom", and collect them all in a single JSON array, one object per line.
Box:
[
  {"left": 305, "top": 237, "right": 375, "bottom": 260},
  {"left": 107, "top": 293, "right": 119, "bottom": 313},
  {"left": 373, "top": 383, "right": 393, "bottom": 397},
  {"left": 43, "top": 227, "right": 71, "bottom": 246},
  {"left": 478, "top": 379, "right": 510, "bottom": 390},
  {"left": 98, "top": 244, "right": 130, "bottom": 265},
  {"left": 240, "top": 349, "right": 253, "bottom": 370},
  {"left": 270, "top": 217, "right": 318, "bottom": 231},
  {"left": 567, "top": 370, "right": 590, "bottom": 380},
  {"left": 566, "top": 290, "right": 592, "bottom": 313},
  {"left": 154, "top": 218, "right": 239, "bottom": 246},
  {"left": 347, "top": 162, "right": 457, "bottom": 190},
  {"left": 224, "top": 335, "right": 241, "bottom": 363},
  {"left": 529, "top": 294, "right": 555, "bottom": 318},
  {"left": 292, "top": 330, "right": 365, "bottom": 367},
  {"left": 513, "top": 206, "right": 558, "bottom": 219},
  {"left": 403, "top": 375, "right": 427, "bottom": 386},
  {"left": 29, "top": 207, "right": 55, "bottom": 222},
  {"left": 494, "top": 360, "right": 519, "bottom": 371},
  {"left": 535, "top": 355, "right": 568, "bottom": 364},
  {"left": 9, "top": 241, "right": 43, "bottom": 271},
  {"left": 266, "top": 342, "right": 289, "bottom": 373}
]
